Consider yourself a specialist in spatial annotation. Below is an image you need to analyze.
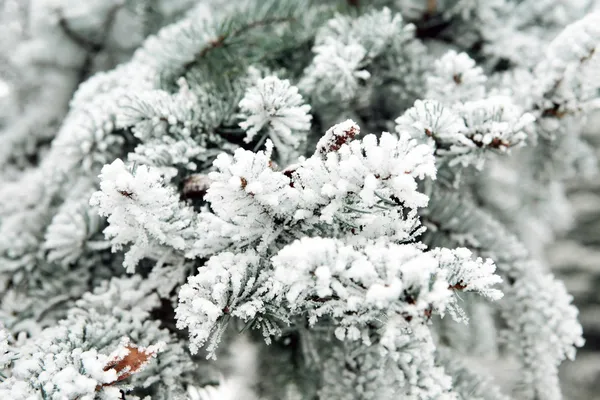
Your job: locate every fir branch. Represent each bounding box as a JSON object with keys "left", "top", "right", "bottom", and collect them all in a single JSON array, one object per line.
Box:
[
  {"left": 180, "top": 2, "right": 303, "bottom": 78},
  {"left": 181, "top": 16, "right": 294, "bottom": 73},
  {"left": 423, "top": 187, "right": 583, "bottom": 399},
  {"left": 1, "top": 3, "right": 597, "bottom": 399}
]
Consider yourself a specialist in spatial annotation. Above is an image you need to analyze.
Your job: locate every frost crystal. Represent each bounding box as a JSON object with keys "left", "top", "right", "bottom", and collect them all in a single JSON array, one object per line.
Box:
[
  {"left": 426, "top": 50, "right": 487, "bottom": 103},
  {"left": 190, "top": 120, "right": 437, "bottom": 257},
  {"left": 457, "top": 96, "right": 534, "bottom": 151},
  {"left": 239, "top": 76, "right": 312, "bottom": 153},
  {"left": 396, "top": 97, "right": 534, "bottom": 169},
  {"left": 176, "top": 251, "right": 268, "bottom": 357},
  {"left": 90, "top": 159, "right": 198, "bottom": 271},
  {"left": 395, "top": 100, "right": 469, "bottom": 148},
  {"left": 300, "top": 40, "right": 371, "bottom": 102}
]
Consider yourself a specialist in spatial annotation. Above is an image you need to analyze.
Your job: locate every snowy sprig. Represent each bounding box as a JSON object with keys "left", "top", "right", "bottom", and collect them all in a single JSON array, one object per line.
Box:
[
  {"left": 501, "top": 265, "right": 584, "bottom": 400},
  {"left": 51, "top": 89, "right": 128, "bottom": 171},
  {"left": 49, "top": 61, "right": 158, "bottom": 174},
  {"left": 114, "top": 77, "right": 236, "bottom": 179},
  {"left": 537, "top": 12, "right": 600, "bottom": 96},
  {"left": 192, "top": 140, "right": 298, "bottom": 256},
  {"left": 397, "top": 49, "right": 534, "bottom": 171},
  {"left": 1, "top": 346, "right": 120, "bottom": 400},
  {"left": 178, "top": 236, "right": 503, "bottom": 359},
  {"left": 0, "top": 270, "right": 195, "bottom": 400},
  {"left": 129, "top": 135, "right": 206, "bottom": 180},
  {"left": 270, "top": 237, "right": 502, "bottom": 336},
  {"left": 300, "top": 8, "right": 412, "bottom": 103},
  {"left": 315, "top": 7, "right": 410, "bottom": 59},
  {"left": 379, "top": 322, "right": 458, "bottom": 400},
  {"left": 299, "top": 39, "right": 370, "bottom": 103},
  {"left": 457, "top": 96, "right": 534, "bottom": 151},
  {"left": 176, "top": 251, "right": 277, "bottom": 357},
  {"left": 425, "top": 187, "right": 585, "bottom": 399},
  {"left": 395, "top": 100, "right": 470, "bottom": 148},
  {"left": 321, "top": 320, "right": 457, "bottom": 400},
  {"left": 191, "top": 120, "right": 437, "bottom": 257},
  {"left": 77, "top": 275, "right": 161, "bottom": 314},
  {"left": 116, "top": 79, "right": 201, "bottom": 140},
  {"left": 433, "top": 247, "right": 503, "bottom": 301},
  {"left": 294, "top": 128, "right": 436, "bottom": 227},
  {"left": 396, "top": 97, "right": 534, "bottom": 168},
  {"left": 527, "top": 12, "right": 600, "bottom": 122},
  {"left": 270, "top": 238, "right": 446, "bottom": 334},
  {"left": 90, "top": 159, "right": 198, "bottom": 272},
  {"left": 0, "top": 325, "right": 14, "bottom": 371},
  {"left": 426, "top": 50, "right": 487, "bottom": 104},
  {"left": 0, "top": 314, "right": 166, "bottom": 400},
  {"left": 43, "top": 183, "right": 102, "bottom": 267},
  {"left": 432, "top": 247, "right": 503, "bottom": 322},
  {"left": 239, "top": 76, "right": 312, "bottom": 159}
]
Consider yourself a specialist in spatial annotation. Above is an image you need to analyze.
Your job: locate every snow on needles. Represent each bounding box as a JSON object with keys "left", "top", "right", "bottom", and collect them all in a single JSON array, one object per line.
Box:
[
  {"left": 189, "top": 120, "right": 437, "bottom": 258},
  {"left": 176, "top": 120, "right": 503, "bottom": 362},
  {"left": 90, "top": 159, "right": 198, "bottom": 272},
  {"left": 239, "top": 76, "right": 312, "bottom": 153}
]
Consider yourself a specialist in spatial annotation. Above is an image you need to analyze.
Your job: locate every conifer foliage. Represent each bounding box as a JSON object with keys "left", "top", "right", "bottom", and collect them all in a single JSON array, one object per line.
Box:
[{"left": 0, "top": 1, "right": 598, "bottom": 399}]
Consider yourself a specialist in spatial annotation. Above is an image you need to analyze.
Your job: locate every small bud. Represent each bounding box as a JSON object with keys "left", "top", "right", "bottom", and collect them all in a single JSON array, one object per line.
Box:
[{"left": 316, "top": 119, "right": 360, "bottom": 155}]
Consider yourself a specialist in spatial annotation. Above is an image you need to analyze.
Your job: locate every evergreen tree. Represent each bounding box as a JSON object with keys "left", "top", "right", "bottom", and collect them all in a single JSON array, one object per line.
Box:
[{"left": 0, "top": 1, "right": 598, "bottom": 399}]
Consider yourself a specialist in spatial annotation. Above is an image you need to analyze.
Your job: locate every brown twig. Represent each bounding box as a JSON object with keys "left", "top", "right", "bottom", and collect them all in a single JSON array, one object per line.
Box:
[
  {"left": 56, "top": 5, "right": 121, "bottom": 82},
  {"left": 58, "top": 16, "right": 101, "bottom": 52}
]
